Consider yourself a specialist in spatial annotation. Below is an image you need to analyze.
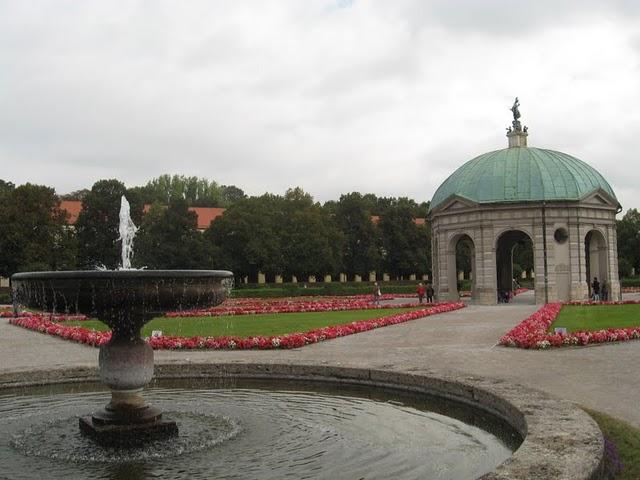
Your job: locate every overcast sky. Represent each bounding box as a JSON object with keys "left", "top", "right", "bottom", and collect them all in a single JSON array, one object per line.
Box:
[{"left": 1, "top": 1, "right": 639, "bottom": 211}]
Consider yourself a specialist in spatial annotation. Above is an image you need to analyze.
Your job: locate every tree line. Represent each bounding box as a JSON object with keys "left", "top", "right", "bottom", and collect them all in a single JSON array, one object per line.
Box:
[{"left": 0, "top": 177, "right": 431, "bottom": 282}]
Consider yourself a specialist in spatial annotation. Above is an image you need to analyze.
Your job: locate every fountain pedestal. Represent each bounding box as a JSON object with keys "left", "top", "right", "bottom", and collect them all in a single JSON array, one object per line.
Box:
[{"left": 79, "top": 325, "right": 178, "bottom": 446}]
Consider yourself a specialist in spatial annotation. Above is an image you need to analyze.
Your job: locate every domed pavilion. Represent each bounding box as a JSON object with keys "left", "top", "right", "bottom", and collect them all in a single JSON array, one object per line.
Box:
[{"left": 427, "top": 99, "right": 621, "bottom": 304}]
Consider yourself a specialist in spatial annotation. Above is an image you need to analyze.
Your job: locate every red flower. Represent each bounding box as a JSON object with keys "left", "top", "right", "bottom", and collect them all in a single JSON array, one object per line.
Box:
[
  {"left": 8, "top": 299, "right": 465, "bottom": 351},
  {"left": 500, "top": 301, "right": 640, "bottom": 349}
]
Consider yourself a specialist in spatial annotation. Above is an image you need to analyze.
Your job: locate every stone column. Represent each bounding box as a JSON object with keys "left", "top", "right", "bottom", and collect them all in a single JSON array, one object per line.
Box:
[
  {"left": 608, "top": 224, "right": 621, "bottom": 300},
  {"left": 475, "top": 226, "right": 496, "bottom": 305}
]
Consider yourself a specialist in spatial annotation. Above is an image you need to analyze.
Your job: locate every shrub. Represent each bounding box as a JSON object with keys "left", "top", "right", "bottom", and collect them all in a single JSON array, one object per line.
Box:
[
  {"left": 231, "top": 283, "right": 418, "bottom": 298},
  {"left": 621, "top": 277, "right": 640, "bottom": 287}
]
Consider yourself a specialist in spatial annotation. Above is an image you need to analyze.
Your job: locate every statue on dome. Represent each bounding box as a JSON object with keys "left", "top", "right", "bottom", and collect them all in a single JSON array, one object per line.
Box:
[
  {"left": 510, "top": 97, "right": 522, "bottom": 132},
  {"left": 511, "top": 97, "right": 521, "bottom": 121}
]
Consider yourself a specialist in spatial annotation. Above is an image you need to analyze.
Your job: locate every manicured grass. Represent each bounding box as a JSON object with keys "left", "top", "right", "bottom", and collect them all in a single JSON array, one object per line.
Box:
[
  {"left": 61, "top": 308, "right": 420, "bottom": 338},
  {"left": 585, "top": 408, "right": 640, "bottom": 480},
  {"left": 550, "top": 304, "right": 640, "bottom": 333}
]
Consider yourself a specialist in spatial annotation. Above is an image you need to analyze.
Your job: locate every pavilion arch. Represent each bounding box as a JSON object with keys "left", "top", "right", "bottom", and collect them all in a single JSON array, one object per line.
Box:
[
  {"left": 495, "top": 229, "right": 535, "bottom": 304},
  {"left": 585, "top": 229, "right": 609, "bottom": 297},
  {"left": 445, "top": 233, "right": 476, "bottom": 301}
]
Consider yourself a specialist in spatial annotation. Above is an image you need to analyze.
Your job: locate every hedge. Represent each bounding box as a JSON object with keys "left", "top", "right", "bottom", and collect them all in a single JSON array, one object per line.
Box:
[
  {"left": 231, "top": 283, "right": 419, "bottom": 298},
  {"left": 621, "top": 277, "right": 640, "bottom": 287}
]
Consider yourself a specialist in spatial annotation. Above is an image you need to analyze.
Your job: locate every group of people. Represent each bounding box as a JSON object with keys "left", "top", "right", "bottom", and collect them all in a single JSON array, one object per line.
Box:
[
  {"left": 590, "top": 276, "right": 609, "bottom": 301},
  {"left": 371, "top": 282, "right": 435, "bottom": 305},
  {"left": 373, "top": 276, "right": 609, "bottom": 305},
  {"left": 416, "top": 282, "right": 435, "bottom": 304}
]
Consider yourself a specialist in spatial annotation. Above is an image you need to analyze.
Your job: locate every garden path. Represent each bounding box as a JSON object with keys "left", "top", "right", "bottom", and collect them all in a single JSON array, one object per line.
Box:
[{"left": 2, "top": 292, "right": 640, "bottom": 428}]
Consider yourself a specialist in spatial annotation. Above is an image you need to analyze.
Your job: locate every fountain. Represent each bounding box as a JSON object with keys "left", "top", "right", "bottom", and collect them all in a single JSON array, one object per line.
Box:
[
  {"left": 11, "top": 196, "right": 233, "bottom": 446},
  {"left": 4, "top": 198, "right": 606, "bottom": 479}
]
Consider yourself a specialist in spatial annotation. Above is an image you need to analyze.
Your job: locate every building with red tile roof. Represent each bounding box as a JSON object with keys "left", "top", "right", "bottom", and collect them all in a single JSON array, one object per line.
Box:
[
  {"left": 59, "top": 200, "right": 425, "bottom": 230},
  {"left": 59, "top": 200, "right": 83, "bottom": 224},
  {"left": 61, "top": 200, "right": 226, "bottom": 230}
]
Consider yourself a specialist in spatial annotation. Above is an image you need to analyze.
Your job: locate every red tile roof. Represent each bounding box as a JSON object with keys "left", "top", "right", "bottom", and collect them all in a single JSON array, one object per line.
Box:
[
  {"left": 371, "top": 214, "right": 426, "bottom": 226},
  {"left": 62, "top": 200, "right": 225, "bottom": 230},
  {"left": 189, "top": 207, "right": 226, "bottom": 229},
  {"left": 59, "top": 200, "right": 83, "bottom": 224},
  {"left": 60, "top": 200, "right": 424, "bottom": 230}
]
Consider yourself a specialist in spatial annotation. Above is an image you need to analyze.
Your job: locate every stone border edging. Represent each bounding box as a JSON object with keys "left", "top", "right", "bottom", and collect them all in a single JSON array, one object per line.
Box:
[{"left": 0, "top": 363, "right": 604, "bottom": 480}]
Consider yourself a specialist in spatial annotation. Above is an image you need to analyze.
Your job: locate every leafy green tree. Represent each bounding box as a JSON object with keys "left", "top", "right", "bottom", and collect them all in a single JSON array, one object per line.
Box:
[
  {"left": 513, "top": 237, "right": 534, "bottom": 277},
  {"left": 134, "top": 199, "right": 207, "bottom": 269},
  {"left": 333, "top": 192, "right": 380, "bottom": 278},
  {"left": 455, "top": 237, "right": 472, "bottom": 278},
  {"left": 280, "top": 188, "right": 343, "bottom": 280},
  {"left": 205, "top": 195, "right": 284, "bottom": 282},
  {"left": 378, "top": 198, "right": 429, "bottom": 279},
  {"left": 60, "top": 188, "right": 90, "bottom": 201},
  {"left": 133, "top": 174, "right": 223, "bottom": 207},
  {"left": 0, "top": 179, "right": 15, "bottom": 198},
  {"left": 220, "top": 185, "right": 246, "bottom": 206},
  {"left": 0, "top": 183, "right": 75, "bottom": 276},
  {"left": 75, "top": 179, "right": 142, "bottom": 269},
  {"left": 617, "top": 209, "right": 640, "bottom": 277}
]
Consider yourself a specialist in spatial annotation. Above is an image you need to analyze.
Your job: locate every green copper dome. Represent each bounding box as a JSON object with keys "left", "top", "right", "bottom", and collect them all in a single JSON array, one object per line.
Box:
[{"left": 430, "top": 147, "right": 619, "bottom": 211}]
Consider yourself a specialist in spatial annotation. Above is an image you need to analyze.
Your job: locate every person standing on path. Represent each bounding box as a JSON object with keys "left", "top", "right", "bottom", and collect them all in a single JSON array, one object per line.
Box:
[
  {"left": 591, "top": 277, "right": 600, "bottom": 301},
  {"left": 601, "top": 280, "right": 608, "bottom": 301},
  {"left": 416, "top": 283, "right": 426, "bottom": 304},
  {"left": 373, "top": 282, "right": 382, "bottom": 306},
  {"left": 426, "top": 284, "right": 434, "bottom": 303}
]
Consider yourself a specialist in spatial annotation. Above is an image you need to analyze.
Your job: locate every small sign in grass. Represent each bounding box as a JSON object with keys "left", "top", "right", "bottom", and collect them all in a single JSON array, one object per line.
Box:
[
  {"left": 61, "top": 308, "right": 421, "bottom": 338},
  {"left": 551, "top": 304, "right": 640, "bottom": 333}
]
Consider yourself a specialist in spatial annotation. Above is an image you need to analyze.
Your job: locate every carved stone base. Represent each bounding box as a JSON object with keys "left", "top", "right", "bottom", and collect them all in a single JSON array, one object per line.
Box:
[{"left": 79, "top": 415, "right": 178, "bottom": 447}]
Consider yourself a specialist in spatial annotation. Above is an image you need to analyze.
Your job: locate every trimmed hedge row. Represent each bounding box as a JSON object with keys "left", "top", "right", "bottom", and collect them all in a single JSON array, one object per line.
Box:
[
  {"left": 231, "top": 284, "right": 419, "bottom": 298},
  {"left": 622, "top": 277, "right": 640, "bottom": 287},
  {"left": 0, "top": 287, "right": 10, "bottom": 304}
]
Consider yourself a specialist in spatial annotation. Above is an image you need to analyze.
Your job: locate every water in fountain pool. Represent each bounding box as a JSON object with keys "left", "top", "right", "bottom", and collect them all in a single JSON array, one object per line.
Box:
[{"left": 0, "top": 378, "right": 520, "bottom": 480}]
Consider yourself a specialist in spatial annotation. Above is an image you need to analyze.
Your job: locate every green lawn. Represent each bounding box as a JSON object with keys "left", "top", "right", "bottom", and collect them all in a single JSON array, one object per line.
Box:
[
  {"left": 60, "top": 307, "right": 420, "bottom": 338},
  {"left": 550, "top": 304, "right": 640, "bottom": 333},
  {"left": 585, "top": 408, "right": 640, "bottom": 480}
]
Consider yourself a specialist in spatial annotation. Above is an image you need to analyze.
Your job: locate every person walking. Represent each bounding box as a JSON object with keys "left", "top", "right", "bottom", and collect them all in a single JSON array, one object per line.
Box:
[
  {"left": 426, "top": 283, "right": 434, "bottom": 303},
  {"left": 416, "top": 283, "right": 426, "bottom": 304},
  {"left": 591, "top": 277, "right": 600, "bottom": 302},
  {"left": 373, "top": 282, "right": 382, "bottom": 306},
  {"left": 601, "top": 280, "right": 608, "bottom": 302}
]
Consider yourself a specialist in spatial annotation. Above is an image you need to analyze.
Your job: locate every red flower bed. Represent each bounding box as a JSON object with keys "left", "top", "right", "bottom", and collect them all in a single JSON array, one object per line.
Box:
[
  {"left": 7, "top": 302, "right": 465, "bottom": 350},
  {"left": 165, "top": 294, "right": 424, "bottom": 317},
  {"left": 500, "top": 301, "right": 640, "bottom": 349}
]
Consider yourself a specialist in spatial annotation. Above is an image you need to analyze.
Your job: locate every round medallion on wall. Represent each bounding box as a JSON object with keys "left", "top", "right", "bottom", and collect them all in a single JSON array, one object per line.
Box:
[{"left": 554, "top": 228, "right": 569, "bottom": 244}]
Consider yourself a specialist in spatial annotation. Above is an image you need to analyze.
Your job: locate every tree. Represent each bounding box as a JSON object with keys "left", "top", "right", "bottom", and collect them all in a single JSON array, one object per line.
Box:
[
  {"left": 0, "top": 179, "right": 15, "bottom": 198},
  {"left": 220, "top": 185, "right": 246, "bottom": 206},
  {"left": 617, "top": 209, "right": 640, "bottom": 277},
  {"left": 0, "top": 183, "right": 75, "bottom": 276},
  {"left": 205, "top": 195, "right": 284, "bottom": 282},
  {"left": 279, "top": 188, "right": 343, "bottom": 280},
  {"left": 75, "top": 179, "right": 142, "bottom": 269},
  {"left": 133, "top": 174, "right": 229, "bottom": 207},
  {"left": 378, "top": 198, "right": 429, "bottom": 279},
  {"left": 59, "top": 188, "right": 90, "bottom": 201},
  {"left": 332, "top": 192, "right": 380, "bottom": 278},
  {"left": 513, "top": 237, "right": 534, "bottom": 277},
  {"left": 134, "top": 199, "right": 207, "bottom": 269},
  {"left": 205, "top": 188, "right": 343, "bottom": 282}
]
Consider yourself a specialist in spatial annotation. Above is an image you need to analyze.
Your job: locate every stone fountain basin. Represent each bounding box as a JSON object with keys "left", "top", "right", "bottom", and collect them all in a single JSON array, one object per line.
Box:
[
  {"left": 0, "top": 363, "right": 606, "bottom": 480},
  {"left": 11, "top": 270, "right": 233, "bottom": 322}
]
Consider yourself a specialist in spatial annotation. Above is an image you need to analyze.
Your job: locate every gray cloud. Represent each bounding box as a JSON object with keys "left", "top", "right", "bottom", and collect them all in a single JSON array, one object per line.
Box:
[{"left": 0, "top": 1, "right": 639, "bottom": 212}]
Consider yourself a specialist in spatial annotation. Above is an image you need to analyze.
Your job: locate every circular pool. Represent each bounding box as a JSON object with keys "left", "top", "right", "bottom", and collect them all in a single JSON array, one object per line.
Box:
[{"left": 0, "top": 364, "right": 605, "bottom": 480}]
